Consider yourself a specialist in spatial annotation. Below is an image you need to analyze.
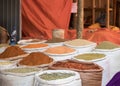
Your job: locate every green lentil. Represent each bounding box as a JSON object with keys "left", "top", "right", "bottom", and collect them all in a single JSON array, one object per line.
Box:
[
  {"left": 75, "top": 53, "right": 105, "bottom": 60},
  {"left": 4, "top": 67, "right": 40, "bottom": 73},
  {"left": 96, "top": 41, "right": 120, "bottom": 49},
  {"left": 39, "top": 72, "right": 75, "bottom": 80}
]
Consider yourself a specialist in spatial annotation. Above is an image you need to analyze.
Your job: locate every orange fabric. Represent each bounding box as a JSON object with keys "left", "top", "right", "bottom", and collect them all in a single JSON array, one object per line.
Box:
[
  {"left": 22, "top": 0, "right": 72, "bottom": 39},
  {"left": 67, "top": 29, "right": 76, "bottom": 39},
  {"left": 82, "top": 28, "right": 120, "bottom": 45}
]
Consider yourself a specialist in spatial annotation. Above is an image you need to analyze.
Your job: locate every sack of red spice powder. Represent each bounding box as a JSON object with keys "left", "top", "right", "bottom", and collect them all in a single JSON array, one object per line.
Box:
[{"left": 49, "top": 59, "right": 103, "bottom": 86}]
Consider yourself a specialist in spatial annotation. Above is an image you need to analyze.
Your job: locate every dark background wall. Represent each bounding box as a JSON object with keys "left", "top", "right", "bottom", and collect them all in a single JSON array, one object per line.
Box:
[
  {"left": 116, "top": 1, "right": 120, "bottom": 27},
  {"left": 0, "top": 0, "right": 21, "bottom": 41}
]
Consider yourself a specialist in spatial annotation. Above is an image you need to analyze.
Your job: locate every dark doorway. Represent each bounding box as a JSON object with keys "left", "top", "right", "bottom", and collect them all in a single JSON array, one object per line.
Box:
[{"left": 0, "top": 0, "right": 21, "bottom": 41}]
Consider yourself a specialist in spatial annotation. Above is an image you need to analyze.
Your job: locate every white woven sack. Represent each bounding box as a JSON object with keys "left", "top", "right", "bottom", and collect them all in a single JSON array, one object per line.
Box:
[
  {"left": 0, "top": 74, "right": 34, "bottom": 86},
  {"left": 108, "top": 48, "right": 120, "bottom": 79},
  {"left": 22, "top": 46, "right": 49, "bottom": 53},
  {"left": 94, "top": 48, "right": 120, "bottom": 80},
  {"left": 91, "top": 52, "right": 110, "bottom": 86},
  {"left": 35, "top": 78, "right": 81, "bottom": 86},
  {"left": 46, "top": 42, "right": 64, "bottom": 47},
  {"left": 0, "top": 60, "right": 17, "bottom": 70},
  {"left": 72, "top": 51, "right": 110, "bottom": 86},
  {"left": 0, "top": 47, "right": 6, "bottom": 53},
  {"left": 34, "top": 70, "right": 82, "bottom": 86},
  {"left": 49, "top": 54, "right": 76, "bottom": 61},
  {"left": 65, "top": 43, "right": 97, "bottom": 54},
  {"left": 0, "top": 67, "right": 40, "bottom": 86},
  {"left": 44, "top": 50, "right": 77, "bottom": 61}
]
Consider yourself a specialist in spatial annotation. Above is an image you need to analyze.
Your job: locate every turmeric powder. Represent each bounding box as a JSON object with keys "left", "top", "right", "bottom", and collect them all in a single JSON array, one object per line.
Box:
[
  {"left": 19, "top": 52, "right": 53, "bottom": 66},
  {"left": 22, "top": 43, "right": 48, "bottom": 48},
  {"left": 0, "top": 46, "right": 27, "bottom": 59}
]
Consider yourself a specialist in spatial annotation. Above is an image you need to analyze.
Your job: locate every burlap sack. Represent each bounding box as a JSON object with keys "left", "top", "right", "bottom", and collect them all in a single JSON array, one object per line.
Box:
[{"left": 0, "top": 26, "right": 9, "bottom": 44}]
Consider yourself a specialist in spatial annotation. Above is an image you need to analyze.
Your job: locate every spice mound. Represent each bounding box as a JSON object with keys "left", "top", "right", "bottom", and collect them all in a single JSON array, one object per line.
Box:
[
  {"left": 19, "top": 52, "right": 53, "bottom": 66},
  {"left": 74, "top": 53, "right": 105, "bottom": 61},
  {"left": 22, "top": 43, "right": 48, "bottom": 48},
  {"left": 44, "top": 46, "right": 75, "bottom": 54},
  {"left": 96, "top": 41, "right": 120, "bottom": 49},
  {"left": 45, "top": 38, "right": 67, "bottom": 43},
  {"left": 51, "top": 60, "right": 100, "bottom": 70},
  {"left": 4, "top": 67, "right": 40, "bottom": 73},
  {"left": 39, "top": 72, "right": 75, "bottom": 80},
  {"left": 64, "top": 39, "right": 95, "bottom": 46},
  {"left": 0, "top": 46, "right": 26, "bottom": 59}
]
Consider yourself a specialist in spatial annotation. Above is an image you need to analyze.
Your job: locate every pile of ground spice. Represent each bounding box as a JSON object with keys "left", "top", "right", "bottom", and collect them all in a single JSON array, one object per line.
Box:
[
  {"left": 64, "top": 39, "right": 95, "bottom": 46},
  {"left": 39, "top": 72, "right": 75, "bottom": 80},
  {"left": 96, "top": 41, "right": 120, "bottom": 49},
  {"left": 45, "top": 38, "right": 67, "bottom": 43},
  {"left": 44, "top": 46, "right": 75, "bottom": 54},
  {"left": 74, "top": 53, "right": 105, "bottom": 60},
  {"left": 19, "top": 52, "right": 53, "bottom": 66},
  {"left": 0, "top": 46, "right": 27, "bottom": 59},
  {"left": 51, "top": 60, "right": 100, "bottom": 70},
  {"left": 22, "top": 43, "right": 48, "bottom": 48}
]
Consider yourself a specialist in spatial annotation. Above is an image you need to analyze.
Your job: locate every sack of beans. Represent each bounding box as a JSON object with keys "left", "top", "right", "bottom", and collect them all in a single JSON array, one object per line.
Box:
[
  {"left": 49, "top": 59, "right": 103, "bottom": 86},
  {"left": 72, "top": 52, "right": 110, "bottom": 86},
  {"left": 0, "top": 67, "right": 41, "bottom": 86},
  {"left": 34, "top": 70, "right": 82, "bottom": 86},
  {"left": 94, "top": 41, "right": 120, "bottom": 79}
]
